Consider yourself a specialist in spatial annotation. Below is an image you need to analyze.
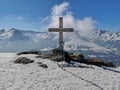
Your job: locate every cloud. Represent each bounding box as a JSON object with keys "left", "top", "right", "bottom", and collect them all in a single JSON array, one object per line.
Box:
[
  {"left": 41, "top": 2, "right": 97, "bottom": 36},
  {"left": 17, "top": 16, "right": 24, "bottom": 21},
  {"left": 51, "top": 2, "right": 69, "bottom": 16}
]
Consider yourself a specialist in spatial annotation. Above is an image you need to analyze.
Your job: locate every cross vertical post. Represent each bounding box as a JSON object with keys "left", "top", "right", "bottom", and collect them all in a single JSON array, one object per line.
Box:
[{"left": 59, "top": 17, "right": 64, "bottom": 60}]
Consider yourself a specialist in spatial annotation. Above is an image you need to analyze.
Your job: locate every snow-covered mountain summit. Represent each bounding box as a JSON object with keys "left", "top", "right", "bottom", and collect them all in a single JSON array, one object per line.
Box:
[
  {"left": 0, "top": 28, "right": 120, "bottom": 64},
  {"left": 0, "top": 53, "right": 119, "bottom": 90}
]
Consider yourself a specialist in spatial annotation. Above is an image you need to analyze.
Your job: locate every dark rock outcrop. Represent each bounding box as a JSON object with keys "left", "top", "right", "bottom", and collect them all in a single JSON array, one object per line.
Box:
[
  {"left": 17, "top": 50, "right": 41, "bottom": 55},
  {"left": 52, "top": 48, "right": 61, "bottom": 55},
  {"left": 37, "top": 62, "right": 48, "bottom": 68},
  {"left": 84, "top": 58, "right": 116, "bottom": 67},
  {"left": 52, "top": 48, "right": 68, "bottom": 55},
  {"left": 70, "top": 53, "right": 85, "bottom": 63},
  {"left": 39, "top": 64, "right": 48, "bottom": 68},
  {"left": 36, "top": 48, "right": 116, "bottom": 67},
  {"left": 63, "top": 51, "right": 115, "bottom": 67},
  {"left": 14, "top": 57, "right": 34, "bottom": 64}
]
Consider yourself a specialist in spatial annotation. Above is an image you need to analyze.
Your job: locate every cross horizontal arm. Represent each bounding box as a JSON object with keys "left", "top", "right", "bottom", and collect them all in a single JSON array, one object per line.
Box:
[
  {"left": 62, "top": 28, "right": 74, "bottom": 32},
  {"left": 48, "top": 28, "right": 59, "bottom": 32},
  {"left": 49, "top": 28, "right": 74, "bottom": 32}
]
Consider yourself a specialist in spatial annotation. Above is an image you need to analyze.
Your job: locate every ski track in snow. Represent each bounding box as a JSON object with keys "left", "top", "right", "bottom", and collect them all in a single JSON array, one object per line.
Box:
[{"left": 0, "top": 53, "right": 120, "bottom": 90}]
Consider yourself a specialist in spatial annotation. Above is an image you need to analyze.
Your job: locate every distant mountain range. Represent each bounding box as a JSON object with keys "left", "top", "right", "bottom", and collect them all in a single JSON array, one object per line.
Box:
[{"left": 0, "top": 28, "right": 120, "bottom": 65}]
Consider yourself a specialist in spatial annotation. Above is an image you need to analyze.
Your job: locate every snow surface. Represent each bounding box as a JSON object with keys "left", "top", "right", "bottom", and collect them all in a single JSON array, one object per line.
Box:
[{"left": 0, "top": 53, "right": 120, "bottom": 90}]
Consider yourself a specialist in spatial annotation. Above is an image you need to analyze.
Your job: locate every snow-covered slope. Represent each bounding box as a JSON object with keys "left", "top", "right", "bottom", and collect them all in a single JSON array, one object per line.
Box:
[
  {"left": 0, "top": 28, "right": 120, "bottom": 64},
  {"left": 0, "top": 53, "right": 120, "bottom": 90}
]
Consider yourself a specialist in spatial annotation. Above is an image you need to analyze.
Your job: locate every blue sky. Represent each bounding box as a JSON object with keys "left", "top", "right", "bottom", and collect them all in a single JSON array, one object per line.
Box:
[{"left": 0, "top": 0, "right": 120, "bottom": 31}]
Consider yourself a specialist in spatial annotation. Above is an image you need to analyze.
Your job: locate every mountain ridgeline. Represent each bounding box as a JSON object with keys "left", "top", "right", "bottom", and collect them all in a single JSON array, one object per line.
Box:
[{"left": 0, "top": 28, "right": 120, "bottom": 65}]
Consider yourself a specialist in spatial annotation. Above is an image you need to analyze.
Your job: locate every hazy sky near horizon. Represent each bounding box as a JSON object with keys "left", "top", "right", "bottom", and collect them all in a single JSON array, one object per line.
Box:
[{"left": 0, "top": 0, "right": 120, "bottom": 31}]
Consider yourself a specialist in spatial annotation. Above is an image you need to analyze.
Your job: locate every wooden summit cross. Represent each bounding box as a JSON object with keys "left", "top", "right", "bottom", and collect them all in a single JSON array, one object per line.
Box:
[{"left": 48, "top": 17, "right": 73, "bottom": 53}]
